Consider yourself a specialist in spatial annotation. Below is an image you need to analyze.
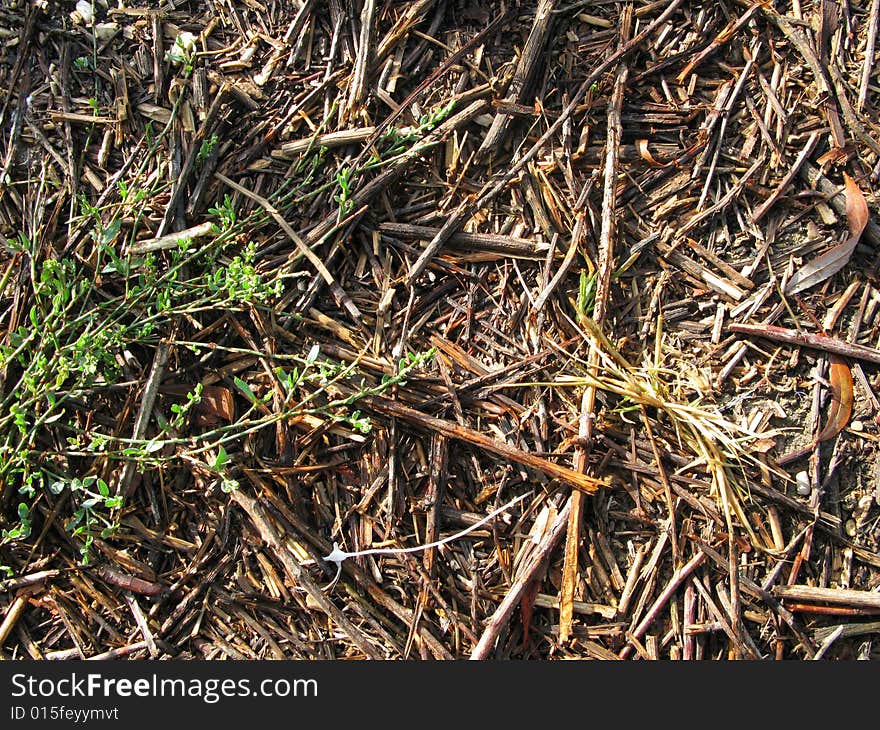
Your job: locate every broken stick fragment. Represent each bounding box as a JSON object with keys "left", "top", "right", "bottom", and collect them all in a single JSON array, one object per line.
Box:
[
  {"left": 729, "top": 322, "right": 880, "bottom": 366},
  {"left": 476, "top": 0, "right": 558, "bottom": 160},
  {"left": 360, "top": 395, "right": 608, "bottom": 494}
]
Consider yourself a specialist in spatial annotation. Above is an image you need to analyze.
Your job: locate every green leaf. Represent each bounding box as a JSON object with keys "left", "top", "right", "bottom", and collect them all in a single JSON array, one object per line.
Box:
[
  {"left": 234, "top": 376, "right": 258, "bottom": 404},
  {"left": 213, "top": 445, "right": 230, "bottom": 470},
  {"left": 99, "top": 218, "right": 122, "bottom": 245},
  {"left": 144, "top": 439, "right": 166, "bottom": 453}
]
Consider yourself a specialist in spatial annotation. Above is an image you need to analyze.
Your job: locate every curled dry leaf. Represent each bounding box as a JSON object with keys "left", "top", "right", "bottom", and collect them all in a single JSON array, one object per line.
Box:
[
  {"left": 844, "top": 172, "right": 871, "bottom": 238},
  {"left": 786, "top": 172, "right": 869, "bottom": 294},
  {"left": 636, "top": 139, "right": 667, "bottom": 167},
  {"left": 815, "top": 354, "right": 853, "bottom": 443}
]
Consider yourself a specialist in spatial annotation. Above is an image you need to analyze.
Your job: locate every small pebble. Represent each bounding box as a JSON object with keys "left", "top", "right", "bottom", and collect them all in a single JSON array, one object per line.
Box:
[
  {"left": 845, "top": 519, "right": 857, "bottom": 537},
  {"left": 851, "top": 420, "right": 864, "bottom": 432},
  {"left": 795, "top": 470, "right": 811, "bottom": 496}
]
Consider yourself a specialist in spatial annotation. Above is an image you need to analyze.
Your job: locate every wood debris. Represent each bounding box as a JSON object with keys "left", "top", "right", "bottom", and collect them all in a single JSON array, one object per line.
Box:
[{"left": 1, "top": 0, "right": 879, "bottom": 661}]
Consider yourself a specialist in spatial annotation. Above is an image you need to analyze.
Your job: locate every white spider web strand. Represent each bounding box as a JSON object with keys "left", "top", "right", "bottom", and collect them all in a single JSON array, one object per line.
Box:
[{"left": 319, "top": 493, "right": 530, "bottom": 589}]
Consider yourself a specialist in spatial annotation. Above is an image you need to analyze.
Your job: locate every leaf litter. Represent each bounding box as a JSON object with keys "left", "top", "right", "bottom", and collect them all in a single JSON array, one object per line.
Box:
[
  {"left": 0, "top": 1, "right": 879, "bottom": 661},
  {"left": 786, "top": 172, "right": 870, "bottom": 295}
]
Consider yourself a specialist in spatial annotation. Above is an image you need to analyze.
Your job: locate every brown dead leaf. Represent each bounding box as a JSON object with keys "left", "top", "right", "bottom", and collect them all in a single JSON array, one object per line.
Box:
[
  {"left": 786, "top": 172, "right": 869, "bottom": 295},
  {"left": 815, "top": 354, "right": 853, "bottom": 443},
  {"left": 636, "top": 139, "right": 667, "bottom": 167},
  {"left": 160, "top": 384, "right": 235, "bottom": 425},
  {"left": 196, "top": 386, "right": 235, "bottom": 424},
  {"left": 515, "top": 503, "right": 557, "bottom": 651},
  {"left": 843, "top": 172, "right": 870, "bottom": 239}
]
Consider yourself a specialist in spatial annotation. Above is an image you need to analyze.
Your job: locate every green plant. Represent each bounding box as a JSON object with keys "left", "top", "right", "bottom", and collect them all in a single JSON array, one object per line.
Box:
[
  {"left": 359, "top": 101, "right": 457, "bottom": 171},
  {"left": 166, "top": 31, "right": 196, "bottom": 66},
  {"left": 576, "top": 270, "right": 597, "bottom": 316},
  {"left": 377, "top": 101, "right": 456, "bottom": 159},
  {"left": 1, "top": 504, "right": 32, "bottom": 542},
  {"left": 53, "top": 476, "right": 122, "bottom": 564},
  {"left": 169, "top": 383, "right": 204, "bottom": 431},
  {"left": 212, "top": 446, "right": 239, "bottom": 493},
  {"left": 0, "top": 84, "right": 446, "bottom": 575},
  {"left": 209, "top": 194, "right": 237, "bottom": 231},
  {"left": 208, "top": 242, "right": 281, "bottom": 303},
  {"left": 197, "top": 134, "right": 219, "bottom": 165},
  {"left": 334, "top": 166, "right": 356, "bottom": 216}
]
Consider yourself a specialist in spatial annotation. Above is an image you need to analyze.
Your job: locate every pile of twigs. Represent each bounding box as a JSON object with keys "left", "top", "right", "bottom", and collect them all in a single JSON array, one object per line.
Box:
[{"left": 1, "top": 0, "right": 880, "bottom": 660}]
